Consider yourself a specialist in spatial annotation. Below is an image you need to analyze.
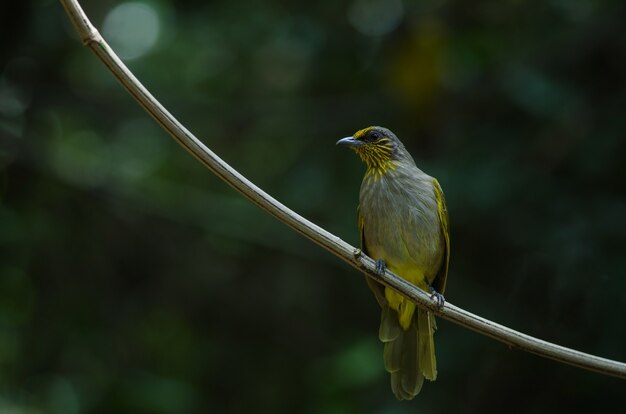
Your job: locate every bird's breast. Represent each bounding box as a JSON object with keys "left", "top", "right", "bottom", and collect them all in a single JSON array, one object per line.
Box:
[{"left": 359, "top": 169, "right": 443, "bottom": 282}]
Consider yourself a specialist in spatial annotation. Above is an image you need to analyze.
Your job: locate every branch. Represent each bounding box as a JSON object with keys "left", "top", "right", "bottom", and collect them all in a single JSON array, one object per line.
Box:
[{"left": 59, "top": 0, "right": 626, "bottom": 380}]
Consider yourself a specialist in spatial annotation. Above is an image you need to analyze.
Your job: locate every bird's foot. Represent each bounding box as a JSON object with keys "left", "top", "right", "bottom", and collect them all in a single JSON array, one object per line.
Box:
[
  {"left": 426, "top": 282, "right": 445, "bottom": 309},
  {"left": 375, "top": 259, "right": 387, "bottom": 276},
  {"left": 430, "top": 290, "right": 445, "bottom": 309}
]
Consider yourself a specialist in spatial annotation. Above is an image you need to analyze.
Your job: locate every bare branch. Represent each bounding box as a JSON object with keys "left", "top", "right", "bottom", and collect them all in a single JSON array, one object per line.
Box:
[{"left": 59, "top": 0, "right": 626, "bottom": 379}]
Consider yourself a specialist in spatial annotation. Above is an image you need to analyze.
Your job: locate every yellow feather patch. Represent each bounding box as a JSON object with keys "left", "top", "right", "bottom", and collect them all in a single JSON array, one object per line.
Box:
[
  {"left": 432, "top": 178, "right": 450, "bottom": 294},
  {"left": 354, "top": 126, "right": 376, "bottom": 139}
]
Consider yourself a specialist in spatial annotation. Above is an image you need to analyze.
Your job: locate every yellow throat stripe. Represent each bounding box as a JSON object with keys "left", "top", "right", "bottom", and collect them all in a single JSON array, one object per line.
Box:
[{"left": 356, "top": 139, "right": 395, "bottom": 179}]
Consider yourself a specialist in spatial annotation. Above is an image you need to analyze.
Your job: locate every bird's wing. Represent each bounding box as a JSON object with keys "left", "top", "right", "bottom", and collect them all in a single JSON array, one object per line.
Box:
[
  {"left": 432, "top": 178, "right": 450, "bottom": 294},
  {"left": 358, "top": 206, "right": 386, "bottom": 307}
]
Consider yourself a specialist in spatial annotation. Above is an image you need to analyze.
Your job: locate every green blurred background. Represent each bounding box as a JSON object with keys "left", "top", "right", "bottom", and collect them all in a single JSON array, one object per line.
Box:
[{"left": 2, "top": 0, "right": 626, "bottom": 412}]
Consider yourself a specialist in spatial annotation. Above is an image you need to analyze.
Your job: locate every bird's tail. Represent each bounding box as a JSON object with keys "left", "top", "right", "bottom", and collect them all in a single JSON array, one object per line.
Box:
[{"left": 380, "top": 305, "right": 437, "bottom": 400}]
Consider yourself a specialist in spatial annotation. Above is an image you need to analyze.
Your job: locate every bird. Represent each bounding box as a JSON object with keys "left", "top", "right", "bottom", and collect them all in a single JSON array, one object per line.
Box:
[{"left": 337, "top": 126, "right": 450, "bottom": 400}]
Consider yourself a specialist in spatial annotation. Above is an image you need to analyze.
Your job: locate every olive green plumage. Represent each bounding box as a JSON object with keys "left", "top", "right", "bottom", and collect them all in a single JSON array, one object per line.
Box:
[{"left": 337, "top": 126, "right": 450, "bottom": 400}]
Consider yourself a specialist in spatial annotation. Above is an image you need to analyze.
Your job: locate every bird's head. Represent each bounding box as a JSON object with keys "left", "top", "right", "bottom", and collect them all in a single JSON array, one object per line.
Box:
[{"left": 336, "top": 126, "right": 406, "bottom": 176}]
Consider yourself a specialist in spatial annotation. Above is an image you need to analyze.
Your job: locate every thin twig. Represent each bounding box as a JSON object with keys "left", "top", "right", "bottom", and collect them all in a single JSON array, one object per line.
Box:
[{"left": 58, "top": 0, "right": 626, "bottom": 379}]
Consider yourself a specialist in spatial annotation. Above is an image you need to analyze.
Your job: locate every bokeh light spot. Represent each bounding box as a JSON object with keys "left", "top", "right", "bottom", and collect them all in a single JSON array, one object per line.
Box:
[
  {"left": 348, "top": 0, "right": 404, "bottom": 36},
  {"left": 102, "top": 2, "right": 160, "bottom": 60}
]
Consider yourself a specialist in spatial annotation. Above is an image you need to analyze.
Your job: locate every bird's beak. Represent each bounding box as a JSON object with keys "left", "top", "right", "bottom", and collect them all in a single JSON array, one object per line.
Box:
[{"left": 336, "top": 136, "right": 362, "bottom": 147}]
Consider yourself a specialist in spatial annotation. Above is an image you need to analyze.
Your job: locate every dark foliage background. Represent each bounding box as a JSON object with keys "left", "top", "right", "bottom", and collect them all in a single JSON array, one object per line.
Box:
[{"left": 1, "top": 0, "right": 626, "bottom": 413}]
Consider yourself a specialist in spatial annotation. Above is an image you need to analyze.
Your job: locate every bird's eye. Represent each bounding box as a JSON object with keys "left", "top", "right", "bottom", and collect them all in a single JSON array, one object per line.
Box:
[{"left": 368, "top": 131, "right": 381, "bottom": 141}]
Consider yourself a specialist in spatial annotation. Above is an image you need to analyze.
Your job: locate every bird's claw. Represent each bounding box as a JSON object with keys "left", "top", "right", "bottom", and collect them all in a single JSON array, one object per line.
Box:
[
  {"left": 430, "top": 290, "right": 445, "bottom": 309},
  {"left": 375, "top": 259, "right": 386, "bottom": 275},
  {"left": 424, "top": 278, "right": 445, "bottom": 309}
]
